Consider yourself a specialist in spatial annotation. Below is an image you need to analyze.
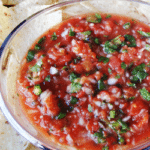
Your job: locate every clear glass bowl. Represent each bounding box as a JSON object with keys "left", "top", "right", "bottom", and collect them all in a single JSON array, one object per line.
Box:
[{"left": 1, "top": 0, "right": 150, "bottom": 149}]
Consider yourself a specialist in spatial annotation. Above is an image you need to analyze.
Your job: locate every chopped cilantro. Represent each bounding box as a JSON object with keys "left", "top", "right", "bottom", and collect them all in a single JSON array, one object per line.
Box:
[
  {"left": 26, "top": 50, "right": 36, "bottom": 62},
  {"left": 103, "top": 35, "right": 108, "bottom": 38},
  {"left": 101, "top": 74, "right": 108, "bottom": 81},
  {"left": 69, "top": 28, "right": 75, "bottom": 36},
  {"left": 108, "top": 68, "right": 112, "bottom": 74},
  {"left": 115, "top": 74, "right": 120, "bottom": 79},
  {"left": 121, "top": 62, "right": 127, "bottom": 69},
  {"left": 137, "top": 30, "right": 150, "bottom": 38},
  {"left": 86, "top": 13, "right": 102, "bottom": 23},
  {"left": 117, "top": 119, "right": 129, "bottom": 131},
  {"left": 129, "top": 96, "right": 135, "bottom": 100},
  {"left": 102, "top": 146, "right": 109, "bottom": 150},
  {"left": 124, "top": 34, "right": 136, "bottom": 47},
  {"left": 88, "top": 104, "right": 93, "bottom": 113},
  {"left": 70, "top": 72, "right": 78, "bottom": 82},
  {"left": 131, "top": 63, "right": 148, "bottom": 82},
  {"left": 33, "top": 85, "right": 42, "bottom": 95},
  {"left": 145, "top": 44, "right": 150, "bottom": 51},
  {"left": 104, "top": 35, "right": 122, "bottom": 53},
  {"left": 62, "top": 66, "right": 68, "bottom": 70},
  {"left": 94, "top": 38, "right": 100, "bottom": 44},
  {"left": 110, "top": 110, "right": 116, "bottom": 118},
  {"left": 30, "top": 59, "right": 43, "bottom": 72},
  {"left": 140, "top": 88, "right": 150, "bottom": 101},
  {"left": 57, "top": 112, "right": 66, "bottom": 119},
  {"left": 98, "top": 80, "right": 105, "bottom": 91},
  {"left": 122, "top": 49, "right": 128, "bottom": 53},
  {"left": 81, "top": 31, "right": 92, "bottom": 36},
  {"left": 127, "top": 82, "right": 136, "bottom": 88},
  {"left": 104, "top": 41, "right": 118, "bottom": 53},
  {"left": 94, "top": 128, "right": 106, "bottom": 143},
  {"left": 70, "top": 96, "right": 78, "bottom": 105},
  {"left": 45, "top": 75, "right": 51, "bottom": 82},
  {"left": 34, "top": 44, "right": 41, "bottom": 50},
  {"left": 97, "top": 56, "right": 109, "bottom": 64},
  {"left": 38, "top": 36, "right": 46, "bottom": 44},
  {"left": 71, "top": 82, "right": 82, "bottom": 93},
  {"left": 118, "top": 135, "right": 125, "bottom": 144},
  {"left": 112, "top": 121, "right": 120, "bottom": 127},
  {"left": 123, "top": 22, "right": 131, "bottom": 29},
  {"left": 51, "top": 32, "right": 57, "bottom": 40},
  {"left": 106, "top": 14, "right": 111, "bottom": 19},
  {"left": 112, "top": 35, "right": 122, "bottom": 45}
]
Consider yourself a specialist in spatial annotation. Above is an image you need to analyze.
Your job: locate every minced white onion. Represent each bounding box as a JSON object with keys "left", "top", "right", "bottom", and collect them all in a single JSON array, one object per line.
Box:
[
  {"left": 108, "top": 78, "right": 118, "bottom": 85},
  {"left": 50, "top": 66, "right": 58, "bottom": 75}
]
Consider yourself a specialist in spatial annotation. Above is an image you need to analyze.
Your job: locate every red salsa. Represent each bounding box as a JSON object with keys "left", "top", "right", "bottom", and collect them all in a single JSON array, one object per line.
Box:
[{"left": 17, "top": 13, "right": 150, "bottom": 150}]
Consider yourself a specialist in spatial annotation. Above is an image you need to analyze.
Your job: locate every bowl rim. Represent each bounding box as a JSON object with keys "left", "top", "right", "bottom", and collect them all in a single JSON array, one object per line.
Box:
[{"left": 1, "top": 0, "right": 150, "bottom": 149}]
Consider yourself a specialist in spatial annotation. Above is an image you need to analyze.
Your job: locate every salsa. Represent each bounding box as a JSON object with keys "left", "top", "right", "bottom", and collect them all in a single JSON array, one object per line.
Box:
[{"left": 16, "top": 13, "right": 150, "bottom": 150}]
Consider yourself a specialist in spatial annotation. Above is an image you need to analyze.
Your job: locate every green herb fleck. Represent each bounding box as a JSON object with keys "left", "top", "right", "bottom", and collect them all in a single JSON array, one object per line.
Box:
[
  {"left": 70, "top": 72, "right": 78, "bottom": 82},
  {"left": 137, "top": 30, "right": 150, "bottom": 38},
  {"left": 118, "top": 135, "right": 125, "bottom": 144},
  {"left": 117, "top": 119, "right": 129, "bottom": 131},
  {"left": 38, "top": 36, "right": 46, "bottom": 44},
  {"left": 131, "top": 63, "right": 148, "bottom": 82},
  {"left": 62, "top": 66, "right": 68, "bottom": 70},
  {"left": 106, "top": 14, "right": 111, "bottom": 19},
  {"left": 30, "top": 59, "right": 43, "bottom": 72},
  {"left": 69, "top": 28, "right": 75, "bottom": 36},
  {"left": 108, "top": 68, "right": 112, "bottom": 74},
  {"left": 57, "top": 112, "right": 66, "bottom": 119},
  {"left": 140, "top": 88, "right": 150, "bottom": 101},
  {"left": 94, "top": 38, "right": 100, "bottom": 44},
  {"left": 27, "top": 50, "right": 36, "bottom": 62},
  {"left": 115, "top": 74, "right": 120, "bottom": 79},
  {"left": 86, "top": 13, "right": 102, "bottom": 23},
  {"left": 33, "top": 85, "right": 42, "bottom": 95},
  {"left": 71, "top": 82, "right": 82, "bottom": 93},
  {"left": 123, "top": 22, "right": 131, "bottom": 29},
  {"left": 122, "top": 49, "right": 128, "bottom": 53},
  {"left": 124, "top": 34, "right": 136, "bottom": 47},
  {"left": 104, "top": 35, "right": 122, "bottom": 54},
  {"left": 145, "top": 44, "right": 150, "bottom": 51},
  {"left": 94, "top": 128, "right": 106, "bottom": 143},
  {"left": 34, "top": 44, "right": 41, "bottom": 50},
  {"left": 70, "top": 96, "right": 78, "bottom": 105},
  {"left": 121, "top": 62, "right": 127, "bottom": 69},
  {"left": 98, "top": 80, "right": 105, "bottom": 91},
  {"left": 45, "top": 75, "right": 51, "bottom": 82},
  {"left": 97, "top": 56, "right": 109, "bottom": 64},
  {"left": 51, "top": 32, "right": 57, "bottom": 40},
  {"left": 129, "top": 96, "right": 135, "bottom": 100},
  {"left": 127, "top": 83, "right": 136, "bottom": 88},
  {"left": 103, "top": 35, "right": 108, "bottom": 38},
  {"left": 110, "top": 110, "right": 116, "bottom": 118},
  {"left": 102, "top": 146, "right": 109, "bottom": 150},
  {"left": 88, "top": 104, "right": 93, "bottom": 113},
  {"left": 81, "top": 31, "right": 92, "bottom": 36}
]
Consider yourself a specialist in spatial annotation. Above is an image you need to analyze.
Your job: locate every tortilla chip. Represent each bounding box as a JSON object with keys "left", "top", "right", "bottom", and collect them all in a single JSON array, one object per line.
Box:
[
  {"left": 0, "top": 108, "right": 31, "bottom": 150},
  {"left": 0, "top": 5, "right": 11, "bottom": 41},
  {"left": 2, "top": 0, "right": 58, "bottom": 6}
]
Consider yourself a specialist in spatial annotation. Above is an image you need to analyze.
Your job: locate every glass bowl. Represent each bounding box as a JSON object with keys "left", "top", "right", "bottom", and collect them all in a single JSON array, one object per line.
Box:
[{"left": 1, "top": 0, "right": 150, "bottom": 149}]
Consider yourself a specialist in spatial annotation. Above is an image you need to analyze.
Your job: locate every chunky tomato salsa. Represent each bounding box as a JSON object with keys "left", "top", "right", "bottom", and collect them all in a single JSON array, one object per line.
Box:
[{"left": 17, "top": 13, "right": 150, "bottom": 150}]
